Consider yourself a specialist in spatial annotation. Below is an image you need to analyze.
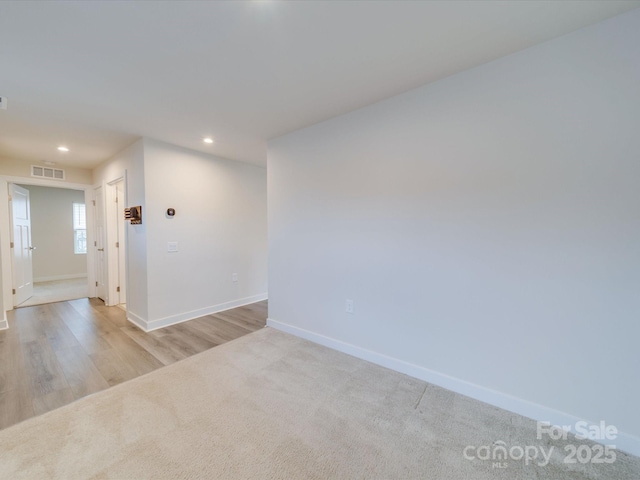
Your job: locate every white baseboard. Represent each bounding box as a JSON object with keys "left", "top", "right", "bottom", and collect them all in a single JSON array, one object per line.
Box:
[
  {"left": 266, "top": 317, "right": 640, "bottom": 458},
  {"left": 126, "top": 310, "right": 147, "bottom": 331},
  {"left": 34, "top": 273, "right": 88, "bottom": 283},
  {"left": 128, "top": 293, "right": 268, "bottom": 332},
  {"left": 0, "top": 310, "right": 7, "bottom": 330}
]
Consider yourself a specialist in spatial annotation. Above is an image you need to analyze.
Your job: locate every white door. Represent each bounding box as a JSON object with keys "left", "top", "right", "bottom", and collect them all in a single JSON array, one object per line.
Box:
[
  {"left": 11, "top": 184, "right": 34, "bottom": 305},
  {"left": 116, "top": 180, "right": 127, "bottom": 305},
  {"left": 94, "top": 186, "right": 107, "bottom": 301}
]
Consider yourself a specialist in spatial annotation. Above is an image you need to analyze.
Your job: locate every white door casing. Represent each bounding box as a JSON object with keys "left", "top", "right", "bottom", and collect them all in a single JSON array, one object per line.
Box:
[
  {"left": 116, "top": 180, "right": 127, "bottom": 305},
  {"left": 105, "top": 178, "right": 127, "bottom": 306},
  {"left": 94, "top": 186, "right": 107, "bottom": 302},
  {"left": 10, "top": 184, "right": 34, "bottom": 306}
]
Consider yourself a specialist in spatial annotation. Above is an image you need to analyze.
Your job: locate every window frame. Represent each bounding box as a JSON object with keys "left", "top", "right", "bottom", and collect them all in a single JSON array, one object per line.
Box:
[{"left": 73, "top": 202, "right": 87, "bottom": 255}]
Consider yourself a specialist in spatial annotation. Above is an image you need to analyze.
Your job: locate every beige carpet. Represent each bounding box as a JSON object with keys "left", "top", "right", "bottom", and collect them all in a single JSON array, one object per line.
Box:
[
  {"left": 0, "top": 327, "right": 638, "bottom": 479},
  {"left": 17, "top": 277, "right": 88, "bottom": 308}
]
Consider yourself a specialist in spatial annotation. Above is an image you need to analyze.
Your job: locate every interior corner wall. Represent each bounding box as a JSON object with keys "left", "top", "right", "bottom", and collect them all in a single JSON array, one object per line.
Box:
[
  {"left": 267, "top": 9, "right": 640, "bottom": 452},
  {"left": 93, "top": 139, "right": 148, "bottom": 322},
  {"left": 20, "top": 185, "right": 87, "bottom": 281},
  {"left": 141, "top": 138, "right": 267, "bottom": 328}
]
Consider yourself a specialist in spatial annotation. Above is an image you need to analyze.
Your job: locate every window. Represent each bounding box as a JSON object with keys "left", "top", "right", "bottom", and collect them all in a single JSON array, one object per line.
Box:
[{"left": 73, "top": 203, "right": 87, "bottom": 254}]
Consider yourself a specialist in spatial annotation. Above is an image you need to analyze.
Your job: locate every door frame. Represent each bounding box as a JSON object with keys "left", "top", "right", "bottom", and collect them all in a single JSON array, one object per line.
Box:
[
  {"left": 93, "top": 184, "right": 107, "bottom": 302},
  {"left": 0, "top": 176, "right": 96, "bottom": 320},
  {"left": 106, "top": 177, "right": 127, "bottom": 306},
  {"left": 93, "top": 172, "right": 128, "bottom": 308}
]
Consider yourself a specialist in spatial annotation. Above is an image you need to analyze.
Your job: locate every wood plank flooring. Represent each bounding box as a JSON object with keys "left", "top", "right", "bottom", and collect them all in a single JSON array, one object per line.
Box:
[{"left": 0, "top": 298, "right": 267, "bottom": 430}]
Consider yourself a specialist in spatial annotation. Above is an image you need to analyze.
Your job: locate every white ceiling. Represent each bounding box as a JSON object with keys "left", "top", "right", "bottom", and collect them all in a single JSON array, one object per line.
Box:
[{"left": 1, "top": 1, "right": 638, "bottom": 169}]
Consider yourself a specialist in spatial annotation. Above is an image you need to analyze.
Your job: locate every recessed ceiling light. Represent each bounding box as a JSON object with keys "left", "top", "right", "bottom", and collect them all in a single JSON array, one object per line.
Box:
[
  {"left": 203, "top": 138, "right": 214, "bottom": 144},
  {"left": 57, "top": 146, "right": 69, "bottom": 152}
]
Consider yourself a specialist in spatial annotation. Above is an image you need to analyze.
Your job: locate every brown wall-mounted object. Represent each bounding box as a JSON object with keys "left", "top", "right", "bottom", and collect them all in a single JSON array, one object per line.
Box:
[{"left": 124, "top": 205, "right": 142, "bottom": 224}]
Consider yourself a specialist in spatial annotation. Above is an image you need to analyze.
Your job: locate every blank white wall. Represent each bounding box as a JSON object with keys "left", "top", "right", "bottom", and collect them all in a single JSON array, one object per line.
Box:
[
  {"left": 21, "top": 185, "right": 87, "bottom": 281},
  {"left": 143, "top": 138, "right": 267, "bottom": 325},
  {"left": 268, "top": 9, "right": 640, "bottom": 449}
]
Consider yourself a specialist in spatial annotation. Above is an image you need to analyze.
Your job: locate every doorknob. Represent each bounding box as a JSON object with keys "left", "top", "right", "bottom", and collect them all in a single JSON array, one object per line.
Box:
[
  {"left": 97, "top": 248, "right": 104, "bottom": 251},
  {"left": 28, "top": 246, "right": 36, "bottom": 250}
]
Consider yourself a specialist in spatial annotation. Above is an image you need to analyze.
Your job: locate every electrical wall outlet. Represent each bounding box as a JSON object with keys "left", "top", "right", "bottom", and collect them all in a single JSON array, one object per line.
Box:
[
  {"left": 346, "top": 299, "right": 354, "bottom": 314},
  {"left": 167, "top": 241, "right": 178, "bottom": 252},
  {"left": 232, "top": 273, "right": 238, "bottom": 282}
]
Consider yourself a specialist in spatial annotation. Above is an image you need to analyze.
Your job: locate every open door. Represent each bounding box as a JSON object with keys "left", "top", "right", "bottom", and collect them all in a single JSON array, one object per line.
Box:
[{"left": 10, "top": 184, "right": 34, "bottom": 306}]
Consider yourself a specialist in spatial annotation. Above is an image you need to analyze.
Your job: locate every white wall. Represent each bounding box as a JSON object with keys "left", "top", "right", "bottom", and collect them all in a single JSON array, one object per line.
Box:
[
  {"left": 268, "top": 9, "right": 640, "bottom": 454},
  {"left": 142, "top": 138, "right": 267, "bottom": 328},
  {"left": 0, "top": 157, "right": 93, "bottom": 184},
  {"left": 21, "top": 185, "right": 87, "bottom": 281},
  {"left": 93, "top": 138, "right": 267, "bottom": 330},
  {"left": 0, "top": 184, "right": 7, "bottom": 328},
  {"left": 93, "top": 139, "right": 148, "bottom": 321}
]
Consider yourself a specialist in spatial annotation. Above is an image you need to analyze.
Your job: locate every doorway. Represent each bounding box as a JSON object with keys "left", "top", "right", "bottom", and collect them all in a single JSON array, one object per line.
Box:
[
  {"left": 0, "top": 177, "right": 95, "bottom": 315},
  {"left": 93, "top": 177, "right": 127, "bottom": 307},
  {"left": 94, "top": 185, "right": 107, "bottom": 302},
  {"left": 12, "top": 184, "right": 89, "bottom": 307},
  {"left": 111, "top": 179, "right": 127, "bottom": 307}
]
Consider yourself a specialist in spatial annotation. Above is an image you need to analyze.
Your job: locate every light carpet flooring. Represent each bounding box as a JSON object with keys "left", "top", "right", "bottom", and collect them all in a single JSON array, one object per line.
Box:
[
  {"left": 0, "top": 327, "right": 638, "bottom": 479},
  {"left": 17, "top": 277, "right": 89, "bottom": 308}
]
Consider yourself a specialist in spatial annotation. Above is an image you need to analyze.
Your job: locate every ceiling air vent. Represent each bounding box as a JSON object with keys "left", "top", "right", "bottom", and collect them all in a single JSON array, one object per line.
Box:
[{"left": 31, "top": 165, "right": 66, "bottom": 180}]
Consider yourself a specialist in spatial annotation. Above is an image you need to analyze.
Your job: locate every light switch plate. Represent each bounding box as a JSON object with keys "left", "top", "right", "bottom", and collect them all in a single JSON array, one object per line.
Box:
[
  {"left": 167, "top": 241, "right": 178, "bottom": 252},
  {"left": 346, "top": 299, "right": 354, "bottom": 314}
]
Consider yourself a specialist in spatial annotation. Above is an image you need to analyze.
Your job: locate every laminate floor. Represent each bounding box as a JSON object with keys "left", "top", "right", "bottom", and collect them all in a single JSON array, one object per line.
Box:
[{"left": 0, "top": 298, "right": 267, "bottom": 431}]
